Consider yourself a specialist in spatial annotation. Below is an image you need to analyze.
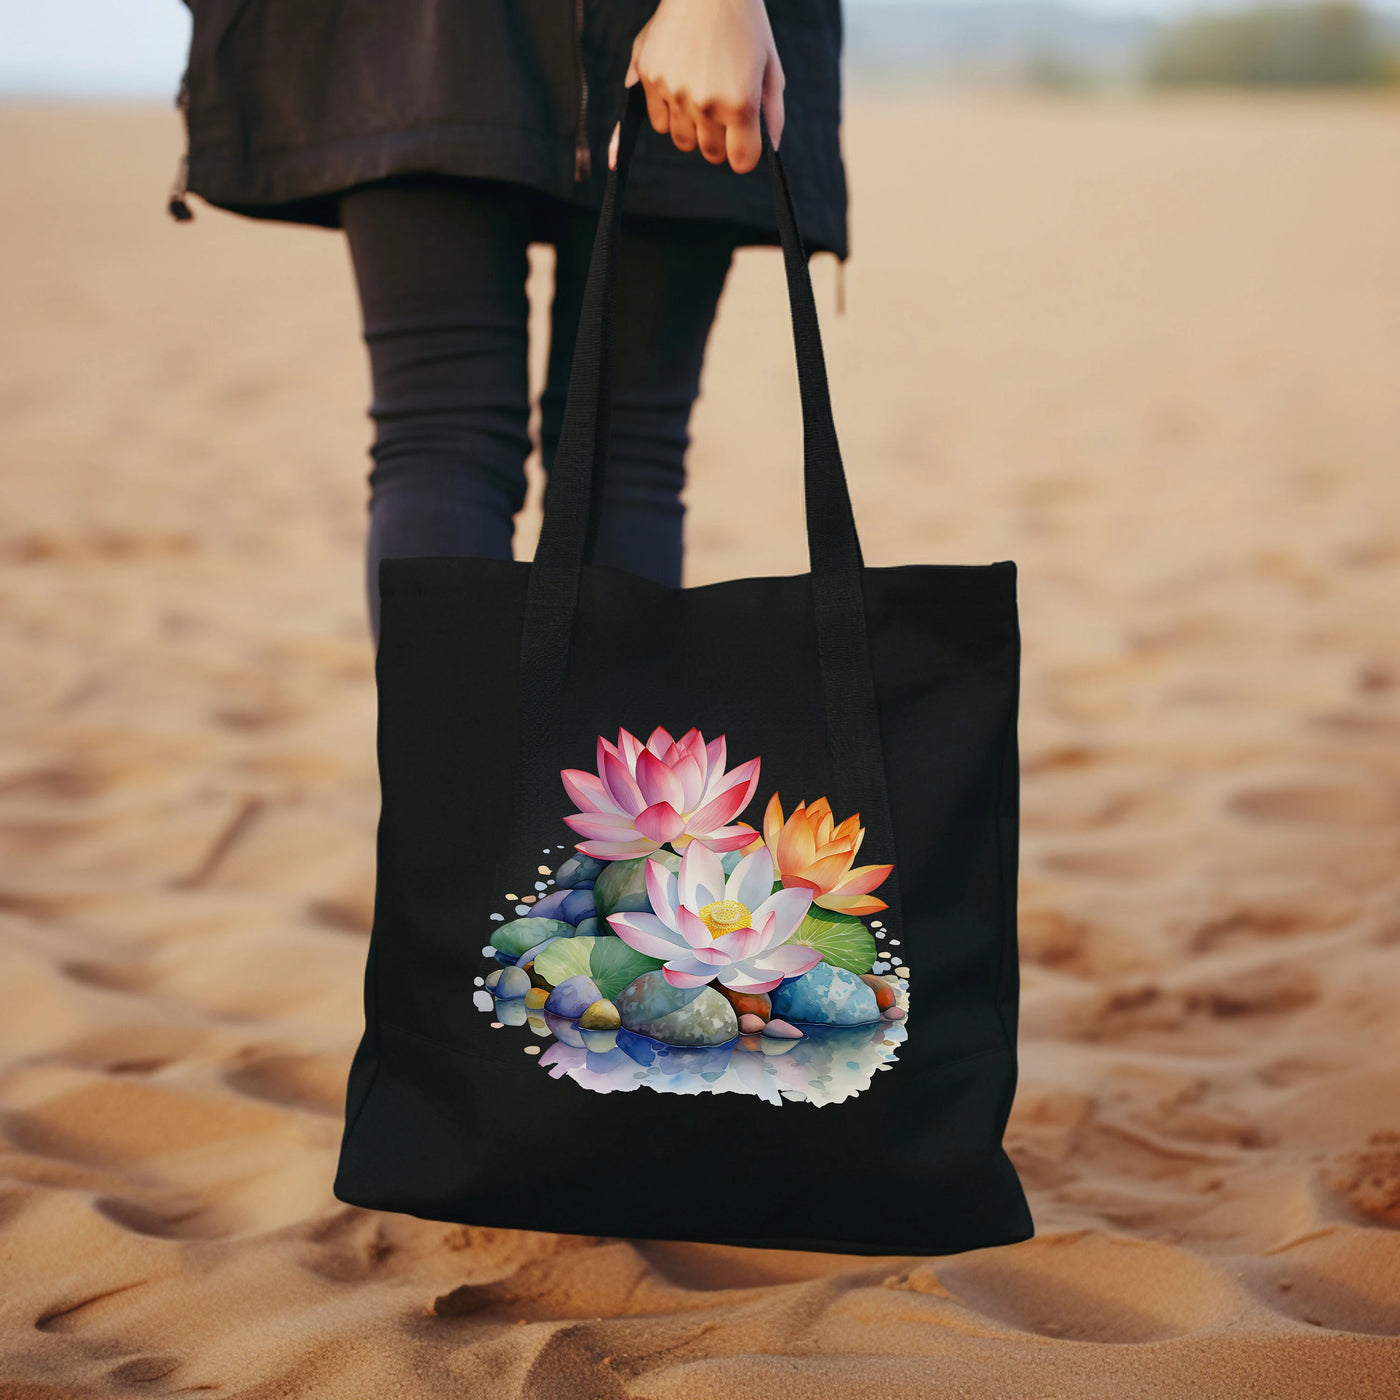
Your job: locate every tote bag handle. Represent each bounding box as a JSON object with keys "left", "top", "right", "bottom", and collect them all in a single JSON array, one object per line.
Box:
[
  {"left": 531, "top": 84, "right": 863, "bottom": 581},
  {"left": 512, "top": 86, "right": 900, "bottom": 939}
]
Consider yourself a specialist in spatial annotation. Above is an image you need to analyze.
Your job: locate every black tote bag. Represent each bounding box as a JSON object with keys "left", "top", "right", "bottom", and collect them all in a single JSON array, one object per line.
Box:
[{"left": 334, "top": 88, "right": 1033, "bottom": 1257}]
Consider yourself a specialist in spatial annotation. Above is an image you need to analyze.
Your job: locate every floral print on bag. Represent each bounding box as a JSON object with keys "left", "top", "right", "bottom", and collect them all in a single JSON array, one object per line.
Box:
[{"left": 475, "top": 726, "right": 910, "bottom": 1105}]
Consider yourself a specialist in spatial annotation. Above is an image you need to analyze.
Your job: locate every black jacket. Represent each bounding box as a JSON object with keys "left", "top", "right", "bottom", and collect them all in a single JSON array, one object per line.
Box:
[{"left": 177, "top": 0, "right": 848, "bottom": 257}]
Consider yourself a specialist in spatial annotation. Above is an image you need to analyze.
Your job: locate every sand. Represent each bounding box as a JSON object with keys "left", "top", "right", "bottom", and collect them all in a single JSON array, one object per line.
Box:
[{"left": 1, "top": 92, "right": 1398, "bottom": 1397}]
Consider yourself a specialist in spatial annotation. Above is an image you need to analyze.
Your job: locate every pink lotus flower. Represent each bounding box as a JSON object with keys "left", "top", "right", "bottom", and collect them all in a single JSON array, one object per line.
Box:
[
  {"left": 561, "top": 726, "right": 761, "bottom": 861},
  {"left": 607, "top": 842, "right": 821, "bottom": 994}
]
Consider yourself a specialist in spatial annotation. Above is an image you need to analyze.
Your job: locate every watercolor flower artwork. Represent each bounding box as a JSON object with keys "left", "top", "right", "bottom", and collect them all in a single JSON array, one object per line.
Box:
[
  {"left": 607, "top": 843, "right": 822, "bottom": 993},
  {"left": 473, "top": 726, "right": 910, "bottom": 1105},
  {"left": 562, "top": 727, "right": 760, "bottom": 859}
]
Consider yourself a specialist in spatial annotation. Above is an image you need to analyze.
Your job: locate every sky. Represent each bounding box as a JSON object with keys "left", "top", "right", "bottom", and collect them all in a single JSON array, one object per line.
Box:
[
  {"left": 0, "top": 0, "right": 191, "bottom": 99},
  {"left": 0, "top": 0, "right": 1393, "bottom": 99}
]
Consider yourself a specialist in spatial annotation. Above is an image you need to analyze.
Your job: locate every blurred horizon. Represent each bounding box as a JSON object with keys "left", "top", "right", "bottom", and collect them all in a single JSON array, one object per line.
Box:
[{"left": 3, "top": 0, "right": 1399, "bottom": 100}]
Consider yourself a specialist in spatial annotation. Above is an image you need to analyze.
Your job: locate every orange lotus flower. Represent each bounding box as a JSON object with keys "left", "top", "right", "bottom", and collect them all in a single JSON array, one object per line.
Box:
[{"left": 761, "top": 794, "right": 893, "bottom": 917}]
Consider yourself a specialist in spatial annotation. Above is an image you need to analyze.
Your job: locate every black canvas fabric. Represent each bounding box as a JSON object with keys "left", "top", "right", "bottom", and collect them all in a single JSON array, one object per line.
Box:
[{"left": 334, "top": 88, "right": 1033, "bottom": 1256}]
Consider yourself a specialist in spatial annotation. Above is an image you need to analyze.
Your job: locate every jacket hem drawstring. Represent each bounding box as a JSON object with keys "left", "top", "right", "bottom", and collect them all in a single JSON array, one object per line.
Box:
[{"left": 168, "top": 74, "right": 194, "bottom": 222}]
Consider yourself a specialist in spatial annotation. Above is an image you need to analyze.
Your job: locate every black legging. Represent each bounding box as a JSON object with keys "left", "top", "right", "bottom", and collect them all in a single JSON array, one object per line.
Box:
[{"left": 339, "top": 176, "right": 737, "bottom": 639}]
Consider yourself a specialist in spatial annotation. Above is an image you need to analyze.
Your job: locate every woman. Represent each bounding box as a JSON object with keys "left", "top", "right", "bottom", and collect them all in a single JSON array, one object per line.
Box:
[{"left": 175, "top": 0, "right": 847, "bottom": 638}]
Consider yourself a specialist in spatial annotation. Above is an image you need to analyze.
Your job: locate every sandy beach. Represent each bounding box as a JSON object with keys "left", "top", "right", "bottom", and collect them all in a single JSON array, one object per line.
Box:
[{"left": 1, "top": 92, "right": 1398, "bottom": 1397}]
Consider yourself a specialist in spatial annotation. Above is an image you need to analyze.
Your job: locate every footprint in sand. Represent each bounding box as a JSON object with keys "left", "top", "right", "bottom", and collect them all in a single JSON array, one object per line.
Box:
[
  {"left": 3, "top": 1077, "right": 292, "bottom": 1169},
  {"left": 1229, "top": 781, "right": 1400, "bottom": 827},
  {"left": 1074, "top": 963, "right": 1320, "bottom": 1041},
  {"left": 224, "top": 1049, "right": 350, "bottom": 1116},
  {"left": 1017, "top": 907, "right": 1154, "bottom": 977},
  {"left": 1022, "top": 777, "right": 1187, "bottom": 834},
  {"left": 55, "top": 1024, "right": 207, "bottom": 1075},
  {"left": 1041, "top": 838, "right": 1188, "bottom": 881},
  {"left": 0, "top": 887, "right": 78, "bottom": 921},
  {"left": 1004, "top": 1087, "right": 1095, "bottom": 1190},
  {"left": 1178, "top": 964, "right": 1321, "bottom": 1019},
  {"left": 1189, "top": 896, "right": 1358, "bottom": 954},
  {"left": 0, "top": 759, "right": 113, "bottom": 801},
  {"left": 1017, "top": 908, "right": 1095, "bottom": 971},
  {"left": 935, "top": 1232, "right": 1246, "bottom": 1343},
  {"left": 1255, "top": 1227, "right": 1400, "bottom": 1337},
  {"left": 1311, "top": 709, "right": 1400, "bottom": 741},
  {"left": 1324, "top": 1132, "right": 1400, "bottom": 1227},
  {"left": 35, "top": 1280, "right": 148, "bottom": 1333},
  {"left": 108, "top": 1355, "right": 184, "bottom": 1384},
  {"left": 639, "top": 1239, "right": 868, "bottom": 1291},
  {"left": 95, "top": 1192, "right": 233, "bottom": 1241},
  {"left": 300, "top": 1208, "right": 532, "bottom": 1284},
  {"left": 60, "top": 958, "right": 151, "bottom": 994},
  {"left": 0, "top": 527, "right": 198, "bottom": 564},
  {"left": 306, "top": 868, "right": 377, "bottom": 935},
  {"left": 0, "top": 814, "right": 94, "bottom": 858},
  {"left": 211, "top": 701, "right": 301, "bottom": 732}
]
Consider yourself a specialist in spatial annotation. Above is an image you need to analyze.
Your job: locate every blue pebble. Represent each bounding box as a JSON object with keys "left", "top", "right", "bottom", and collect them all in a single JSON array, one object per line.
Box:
[
  {"left": 528, "top": 889, "right": 572, "bottom": 920},
  {"left": 770, "top": 962, "right": 881, "bottom": 1026},
  {"left": 545, "top": 973, "right": 603, "bottom": 1020},
  {"left": 559, "top": 887, "right": 597, "bottom": 924},
  {"left": 554, "top": 854, "right": 605, "bottom": 889}
]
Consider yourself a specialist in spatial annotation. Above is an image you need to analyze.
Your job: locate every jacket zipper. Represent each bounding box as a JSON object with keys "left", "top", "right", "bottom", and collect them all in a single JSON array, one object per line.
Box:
[
  {"left": 572, "top": 0, "right": 592, "bottom": 182},
  {"left": 167, "top": 73, "right": 194, "bottom": 221}
]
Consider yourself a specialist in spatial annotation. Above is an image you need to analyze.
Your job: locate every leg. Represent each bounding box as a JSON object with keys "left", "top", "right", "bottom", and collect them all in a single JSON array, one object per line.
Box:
[
  {"left": 539, "top": 212, "right": 736, "bottom": 588},
  {"left": 339, "top": 177, "right": 535, "bottom": 639}
]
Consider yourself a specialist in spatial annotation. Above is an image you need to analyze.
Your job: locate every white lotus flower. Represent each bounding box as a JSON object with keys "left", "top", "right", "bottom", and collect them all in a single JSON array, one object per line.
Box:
[{"left": 607, "top": 841, "right": 820, "bottom": 995}]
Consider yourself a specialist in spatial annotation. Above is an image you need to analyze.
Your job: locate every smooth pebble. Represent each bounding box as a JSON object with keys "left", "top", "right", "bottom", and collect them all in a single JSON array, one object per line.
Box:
[
  {"left": 761, "top": 1018, "right": 804, "bottom": 1039},
  {"left": 554, "top": 853, "right": 605, "bottom": 888},
  {"left": 615, "top": 970, "right": 738, "bottom": 1047},
  {"left": 494, "top": 965, "right": 531, "bottom": 999},
  {"left": 578, "top": 998, "right": 621, "bottom": 1031},
  {"left": 544, "top": 974, "right": 603, "bottom": 1019},
  {"left": 858, "top": 973, "right": 896, "bottom": 1010},
  {"left": 771, "top": 962, "right": 881, "bottom": 1026}
]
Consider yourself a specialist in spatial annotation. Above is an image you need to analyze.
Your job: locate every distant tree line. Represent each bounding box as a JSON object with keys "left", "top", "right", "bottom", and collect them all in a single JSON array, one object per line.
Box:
[{"left": 1147, "top": 2, "right": 1399, "bottom": 85}]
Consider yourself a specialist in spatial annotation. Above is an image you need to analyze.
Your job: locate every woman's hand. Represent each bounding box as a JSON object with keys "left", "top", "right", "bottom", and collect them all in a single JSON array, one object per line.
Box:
[{"left": 609, "top": 0, "right": 785, "bottom": 174}]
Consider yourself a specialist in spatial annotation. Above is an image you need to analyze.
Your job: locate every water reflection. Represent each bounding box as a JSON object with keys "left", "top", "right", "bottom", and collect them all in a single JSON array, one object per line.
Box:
[{"left": 512, "top": 1013, "right": 909, "bottom": 1106}]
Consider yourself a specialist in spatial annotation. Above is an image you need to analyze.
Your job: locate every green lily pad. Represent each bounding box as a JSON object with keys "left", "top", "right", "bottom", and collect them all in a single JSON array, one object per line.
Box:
[
  {"left": 783, "top": 908, "right": 878, "bottom": 975},
  {"left": 589, "top": 936, "right": 665, "bottom": 1001},
  {"left": 490, "top": 917, "right": 574, "bottom": 959},
  {"left": 592, "top": 849, "right": 680, "bottom": 919},
  {"left": 532, "top": 936, "right": 595, "bottom": 988}
]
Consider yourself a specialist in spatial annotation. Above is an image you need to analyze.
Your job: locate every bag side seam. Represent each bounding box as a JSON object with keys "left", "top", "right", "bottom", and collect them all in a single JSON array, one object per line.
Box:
[
  {"left": 991, "top": 682, "right": 1020, "bottom": 1061},
  {"left": 342, "top": 946, "right": 384, "bottom": 1144}
]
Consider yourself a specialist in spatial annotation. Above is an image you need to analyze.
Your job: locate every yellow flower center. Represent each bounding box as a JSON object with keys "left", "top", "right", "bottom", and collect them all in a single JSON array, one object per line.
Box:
[{"left": 697, "top": 898, "right": 752, "bottom": 938}]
